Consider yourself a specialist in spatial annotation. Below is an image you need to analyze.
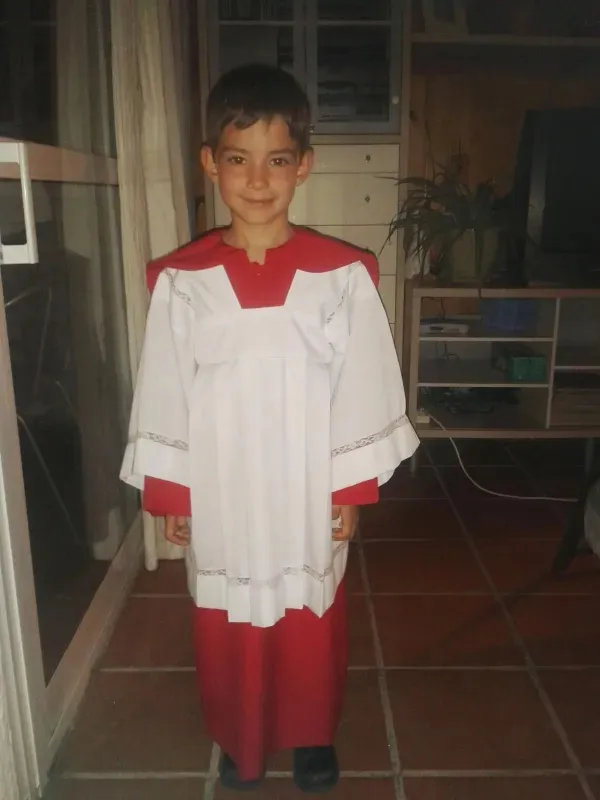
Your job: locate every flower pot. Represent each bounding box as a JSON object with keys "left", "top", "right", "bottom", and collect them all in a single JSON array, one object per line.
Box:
[{"left": 448, "top": 229, "right": 499, "bottom": 285}]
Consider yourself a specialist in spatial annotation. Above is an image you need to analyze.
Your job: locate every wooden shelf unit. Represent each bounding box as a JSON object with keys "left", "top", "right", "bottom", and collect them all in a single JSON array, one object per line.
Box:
[{"left": 405, "top": 282, "right": 600, "bottom": 439}]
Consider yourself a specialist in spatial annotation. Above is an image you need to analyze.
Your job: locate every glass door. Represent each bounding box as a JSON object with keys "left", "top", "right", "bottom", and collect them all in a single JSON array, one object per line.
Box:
[
  {"left": 0, "top": 0, "right": 139, "bottom": 792},
  {"left": 306, "top": 0, "right": 403, "bottom": 133},
  {"left": 208, "top": 0, "right": 306, "bottom": 88}
]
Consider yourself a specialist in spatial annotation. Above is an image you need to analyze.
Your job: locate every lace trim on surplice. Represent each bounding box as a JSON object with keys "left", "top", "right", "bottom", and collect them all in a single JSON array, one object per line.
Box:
[
  {"left": 165, "top": 268, "right": 192, "bottom": 306},
  {"left": 130, "top": 430, "right": 189, "bottom": 452},
  {"left": 332, "top": 414, "right": 409, "bottom": 458},
  {"left": 195, "top": 542, "right": 347, "bottom": 587}
]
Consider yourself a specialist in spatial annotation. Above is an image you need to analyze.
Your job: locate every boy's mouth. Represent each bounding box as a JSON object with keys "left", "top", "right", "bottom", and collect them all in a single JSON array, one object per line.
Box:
[{"left": 243, "top": 197, "right": 275, "bottom": 206}]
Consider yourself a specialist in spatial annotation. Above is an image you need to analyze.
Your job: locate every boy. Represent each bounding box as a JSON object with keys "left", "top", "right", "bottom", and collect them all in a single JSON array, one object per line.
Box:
[{"left": 121, "top": 63, "right": 419, "bottom": 793}]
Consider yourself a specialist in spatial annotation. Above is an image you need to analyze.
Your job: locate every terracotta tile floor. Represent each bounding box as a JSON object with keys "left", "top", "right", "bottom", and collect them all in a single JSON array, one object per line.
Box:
[{"left": 45, "top": 440, "right": 600, "bottom": 799}]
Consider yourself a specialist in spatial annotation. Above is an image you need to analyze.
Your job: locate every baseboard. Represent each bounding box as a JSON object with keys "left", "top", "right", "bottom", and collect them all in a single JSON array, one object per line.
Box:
[{"left": 45, "top": 514, "right": 143, "bottom": 766}]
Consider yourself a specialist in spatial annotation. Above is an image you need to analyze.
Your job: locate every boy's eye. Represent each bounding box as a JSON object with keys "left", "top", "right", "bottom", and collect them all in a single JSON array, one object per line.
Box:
[
  {"left": 227, "top": 155, "right": 245, "bottom": 165},
  {"left": 271, "top": 157, "right": 292, "bottom": 167}
]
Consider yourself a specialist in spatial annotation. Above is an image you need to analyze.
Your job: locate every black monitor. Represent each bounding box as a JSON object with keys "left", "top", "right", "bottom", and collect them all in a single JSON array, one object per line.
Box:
[{"left": 512, "top": 107, "right": 600, "bottom": 285}]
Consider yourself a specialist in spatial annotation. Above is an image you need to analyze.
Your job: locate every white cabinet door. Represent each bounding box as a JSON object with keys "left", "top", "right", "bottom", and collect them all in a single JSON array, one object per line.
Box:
[
  {"left": 312, "top": 225, "right": 397, "bottom": 275},
  {"left": 311, "top": 144, "right": 399, "bottom": 174},
  {"left": 289, "top": 173, "right": 398, "bottom": 226},
  {"left": 378, "top": 274, "right": 396, "bottom": 322}
]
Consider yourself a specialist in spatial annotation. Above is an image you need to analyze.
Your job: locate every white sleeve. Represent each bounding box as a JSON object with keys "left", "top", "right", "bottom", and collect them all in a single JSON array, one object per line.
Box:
[
  {"left": 329, "top": 263, "right": 419, "bottom": 492},
  {"left": 120, "top": 270, "right": 195, "bottom": 491}
]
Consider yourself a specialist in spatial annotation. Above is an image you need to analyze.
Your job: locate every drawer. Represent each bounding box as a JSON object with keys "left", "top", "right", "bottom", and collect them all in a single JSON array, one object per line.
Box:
[
  {"left": 312, "top": 225, "right": 397, "bottom": 275},
  {"left": 311, "top": 145, "right": 399, "bottom": 174},
  {"left": 290, "top": 173, "right": 398, "bottom": 226},
  {"left": 378, "top": 275, "right": 396, "bottom": 322}
]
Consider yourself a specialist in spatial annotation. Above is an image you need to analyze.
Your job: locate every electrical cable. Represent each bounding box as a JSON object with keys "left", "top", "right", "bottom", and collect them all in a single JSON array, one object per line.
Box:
[{"left": 427, "top": 412, "right": 578, "bottom": 504}]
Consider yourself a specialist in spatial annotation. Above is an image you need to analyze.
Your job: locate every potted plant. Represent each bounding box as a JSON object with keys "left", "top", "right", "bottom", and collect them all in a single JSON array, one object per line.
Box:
[{"left": 389, "top": 153, "right": 509, "bottom": 286}]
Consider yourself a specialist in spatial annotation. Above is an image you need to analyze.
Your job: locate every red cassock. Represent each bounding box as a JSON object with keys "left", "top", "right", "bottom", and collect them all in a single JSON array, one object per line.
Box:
[{"left": 142, "top": 229, "right": 381, "bottom": 780}]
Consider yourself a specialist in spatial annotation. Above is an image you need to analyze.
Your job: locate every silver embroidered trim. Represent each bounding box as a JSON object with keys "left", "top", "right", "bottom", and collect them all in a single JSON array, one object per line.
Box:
[
  {"left": 165, "top": 268, "right": 192, "bottom": 306},
  {"left": 332, "top": 415, "right": 409, "bottom": 458},
  {"left": 130, "top": 430, "right": 189, "bottom": 452},
  {"left": 325, "top": 286, "right": 348, "bottom": 324},
  {"left": 196, "top": 543, "right": 346, "bottom": 587}
]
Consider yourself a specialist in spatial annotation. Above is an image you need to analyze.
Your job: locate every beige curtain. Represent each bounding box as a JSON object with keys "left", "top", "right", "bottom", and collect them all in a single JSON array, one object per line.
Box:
[
  {"left": 56, "top": 0, "right": 135, "bottom": 561},
  {"left": 111, "top": 0, "right": 193, "bottom": 570}
]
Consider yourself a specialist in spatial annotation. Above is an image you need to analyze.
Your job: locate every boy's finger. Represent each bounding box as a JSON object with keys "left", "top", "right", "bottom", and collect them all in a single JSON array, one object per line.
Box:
[{"left": 166, "top": 530, "right": 190, "bottom": 546}]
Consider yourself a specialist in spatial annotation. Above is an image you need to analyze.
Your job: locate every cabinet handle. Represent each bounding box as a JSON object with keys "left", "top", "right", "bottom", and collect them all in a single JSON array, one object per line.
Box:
[
  {"left": 365, "top": 154, "right": 371, "bottom": 162},
  {"left": 365, "top": 195, "right": 371, "bottom": 203}
]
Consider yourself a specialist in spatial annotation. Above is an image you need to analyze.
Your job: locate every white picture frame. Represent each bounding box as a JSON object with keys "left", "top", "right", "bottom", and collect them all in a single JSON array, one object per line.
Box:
[{"left": 421, "top": 0, "right": 468, "bottom": 36}]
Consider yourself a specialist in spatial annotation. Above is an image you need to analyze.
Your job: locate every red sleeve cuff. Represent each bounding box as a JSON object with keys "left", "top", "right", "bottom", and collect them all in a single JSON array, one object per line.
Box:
[
  {"left": 332, "top": 479, "right": 379, "bottom": 506},
  {"left": 143, "top": 477, "right": 378, "bottom": 516},
  {"left": 143, "top": 477, "right": 191, "bottom": 517}
]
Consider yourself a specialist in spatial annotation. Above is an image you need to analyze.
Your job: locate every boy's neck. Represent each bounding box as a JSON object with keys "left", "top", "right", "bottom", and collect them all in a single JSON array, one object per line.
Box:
[{"left": 223, "top": 218, "right": 293, "bottom": 265}]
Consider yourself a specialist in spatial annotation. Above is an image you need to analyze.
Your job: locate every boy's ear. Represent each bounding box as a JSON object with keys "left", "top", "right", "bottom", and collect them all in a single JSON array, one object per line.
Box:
[
  {"left": 201, "top": 145, "right": 219, "bottom": 184},
  {"left": 296, "top": 147, "right": 314, "bottom": 187}
]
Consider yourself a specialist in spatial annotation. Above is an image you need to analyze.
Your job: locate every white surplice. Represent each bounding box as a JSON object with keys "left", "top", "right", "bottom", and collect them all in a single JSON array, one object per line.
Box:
[{"left": 121, "top": 260, "right": 419, "bottom": 627}]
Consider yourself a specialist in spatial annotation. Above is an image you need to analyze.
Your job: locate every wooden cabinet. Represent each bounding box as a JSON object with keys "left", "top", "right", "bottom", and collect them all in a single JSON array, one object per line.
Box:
[
  {"left": 207, "top": 0, "right": 403, "bottom": 134},
  {"left": 405, "top": 283, "right": 600, "bottom": 440}
]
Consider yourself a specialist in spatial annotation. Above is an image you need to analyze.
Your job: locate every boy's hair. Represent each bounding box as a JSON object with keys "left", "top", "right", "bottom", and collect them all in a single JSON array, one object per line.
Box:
[{"left": 205, "top": 63, "right": 311, "bottom": 154}]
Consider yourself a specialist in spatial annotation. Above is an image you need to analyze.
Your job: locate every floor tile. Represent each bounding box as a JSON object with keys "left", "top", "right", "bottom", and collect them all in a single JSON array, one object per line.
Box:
[
  {"left": 380, "top": 467, "right": 444, "bottom": 500},
  {"left": 364, "top": 541, "right": 489, "bottom": 594},
  {"left": 100, "top": 596, "right": 195, "bottom": 668},
  {"left": 508, "top": 439, "right": 585, "bottom": 468},
  {"left": 347, "top": 594, "right": 375, "bottom": 666},
  {"left": 585, "top": 776, "right": 600, "bottom": 799},
  {"left": 388, "top": 670, "right": 569, "bottom": 769},
  {"left": 360, "top": 499, "right": 463, "bottom": 540},
  {"left": 374, "top": 594, "right": 523, "bottom": 667},
  {"left": 132, "top": 561, "right": 187, "bottom": 595},
  {"left": 270, "top": 671, "right": 390, "bottom": 772},
  {"left": 404, "top": 776, "right": 586, "bottom": 800},
  {"left": 43, "top": 778, "right": 204, "bottom": 800},
  {"left": 439, "top": 466, "right": 535, "bottom": 501},
  {"left": 475, "top": 540, "right": 600, "bottom": 596},
  {"left": 215, "top": 778, "right": 396, "bottom": 799},
  {"left": 530, "top": 467, "right": 584, "bottom": 500},
  {"left": 541, "top": 670, "right": 600, "bottom": 768},
  {"left": 346, "top": 545, "right": 364, "bottom": 593},
  {"left": 337, "top": 671, "right": 391, "bottom": 770},
  {"left": 56, "top": 672, "right": 212, "bottom": 773},
  {"left": 506, "top": 594, "right": 600, "bottom": 666},
  {"left": 424, "top": 439, "right": 514, "bottom": 467},
  {"left": 457, "top": 499, "right": 565, "bottom": 539}
]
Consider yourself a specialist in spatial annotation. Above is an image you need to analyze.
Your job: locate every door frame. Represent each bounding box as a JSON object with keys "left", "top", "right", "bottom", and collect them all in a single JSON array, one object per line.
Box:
[{"left": 0, "top": 137, "right": 143, "bottom": 797}]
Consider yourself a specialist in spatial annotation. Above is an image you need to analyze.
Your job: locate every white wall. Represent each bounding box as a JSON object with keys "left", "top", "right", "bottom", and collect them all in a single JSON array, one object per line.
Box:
[{"left": 0, "top": 659, "right": 20, "bottom": 800}]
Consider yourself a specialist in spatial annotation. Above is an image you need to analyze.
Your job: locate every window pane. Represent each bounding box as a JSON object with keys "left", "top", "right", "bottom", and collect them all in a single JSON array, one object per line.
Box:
[
  {"left": 316, "top": 26, "right": 390, "bottom": 123},
  {"left": 0, "top": 25, "right": 11, "bottom": 126},
  {"left": 0, "top": 0, "right": 116, "bottom": 156},
  {"left": 219, "top": 25, "right": 295, "bottom": 74},
  {"left": 317, "top": 0, "right": 390, "bottom": 21},
  {"left": 1, "top": 178, "right": 135, "bottom": 682},
  {"left": 218, "top": 0, "right": 294, "bottom": 21}
]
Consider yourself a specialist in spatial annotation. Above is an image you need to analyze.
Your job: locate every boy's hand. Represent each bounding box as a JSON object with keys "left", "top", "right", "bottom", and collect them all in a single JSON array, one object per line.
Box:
[
  {"left": 164, "top": 515, "right": 191, "bottom": 546},
  {"left": 332, "top": 505, "right": 359, "bottom": 542}
]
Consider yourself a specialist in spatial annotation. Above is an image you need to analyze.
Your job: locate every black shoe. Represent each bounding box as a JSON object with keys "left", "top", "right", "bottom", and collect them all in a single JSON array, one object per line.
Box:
[
  {"left": 293, "top": 746, "right": 340, "bottom": 794},
  {"left": 219, "top": 752, "right": 264, "bottom": 791}
]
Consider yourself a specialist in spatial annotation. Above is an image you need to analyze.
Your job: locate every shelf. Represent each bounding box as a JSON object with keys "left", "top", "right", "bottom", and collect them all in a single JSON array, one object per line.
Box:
[
  {"left": 554, "top": 346, "right": 600, "bottom": 372},
  {"left": 416, "top": 402, "right": 545, "bottom": 439},
  {"left": 412, "top": 284, "right": 600, "bottom": 300},
  {"left": 412, "top": 34, "right": 600, "bottom": 48},
  {"left": 418, "top": 359, "right": 549, "bottom": 388},
  {"left": 420, "top": 324, "right": 553, "bottom": 343}
]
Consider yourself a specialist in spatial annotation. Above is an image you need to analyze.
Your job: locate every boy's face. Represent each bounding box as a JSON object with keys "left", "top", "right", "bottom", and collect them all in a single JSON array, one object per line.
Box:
[{"left": 202, "top": 116, "right": 312, "bottom": 229}]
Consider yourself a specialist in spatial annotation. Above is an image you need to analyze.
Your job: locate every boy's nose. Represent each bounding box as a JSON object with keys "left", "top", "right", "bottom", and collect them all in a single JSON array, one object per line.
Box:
[{"left": 247, "top": 164, "right": 268, "bottom": 189}]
